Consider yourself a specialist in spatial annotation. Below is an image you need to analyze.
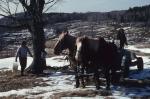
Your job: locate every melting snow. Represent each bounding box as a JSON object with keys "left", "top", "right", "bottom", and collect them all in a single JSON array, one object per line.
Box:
[
  {"left": 0, "top": 56, "right": 69, "bottom": 71},
  {"left": 126, "top": 46, "right": 150, "bottom": 54}
]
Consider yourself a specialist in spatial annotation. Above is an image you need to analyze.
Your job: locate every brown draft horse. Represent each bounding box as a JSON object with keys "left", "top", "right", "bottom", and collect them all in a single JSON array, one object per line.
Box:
[
  {"left": 75, "top": 36, "right": 119, "bottom": 90},
  {"left": 54, "top": 31, "right": 77, "bottom": 70},
  {"left": 54, "top": 31, "right": 85, "bottom": 88}
]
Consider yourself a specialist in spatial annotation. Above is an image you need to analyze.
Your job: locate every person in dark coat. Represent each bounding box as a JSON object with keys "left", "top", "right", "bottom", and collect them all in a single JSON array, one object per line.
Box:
[
  {"left": 15, "top": 41, "right": 33, "bottom": 76},
  {"left": 117, "top": 28, "right": 128, "bottom": 49}
]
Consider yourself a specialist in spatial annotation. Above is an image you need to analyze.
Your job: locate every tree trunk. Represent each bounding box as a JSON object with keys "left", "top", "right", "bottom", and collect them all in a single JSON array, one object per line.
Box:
[
  {"left": 28, "top": 20, "right": 46, "bottom": 74},
  {"left": 19, "top": 0, "right": 46, "bottom": 74}
]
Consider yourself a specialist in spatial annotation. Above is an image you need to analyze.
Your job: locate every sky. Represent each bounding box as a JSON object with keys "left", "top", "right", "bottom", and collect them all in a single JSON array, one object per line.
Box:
[
  {"left": 0, "top": 0, "right": 150, "bottom": 17},
  {"left": 51, "top": 0, "right": 150, "bottom": 13}
]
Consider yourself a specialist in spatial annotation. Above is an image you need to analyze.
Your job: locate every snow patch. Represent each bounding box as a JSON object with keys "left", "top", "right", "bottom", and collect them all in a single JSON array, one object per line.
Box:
[
  {"left": 126, "top": 46, "right": 150, "bottom": 54},
  {"left": 0, "top": 56, "right": 69, "bottom": 71}
]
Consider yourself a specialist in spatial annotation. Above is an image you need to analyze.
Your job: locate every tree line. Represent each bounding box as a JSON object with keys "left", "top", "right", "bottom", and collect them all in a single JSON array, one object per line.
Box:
[
  {"left": 1, "top": 4, "right": 150, "bottom": 34},
  {"left": 121, "top": 5, "right": 150, "bottom": 23}
]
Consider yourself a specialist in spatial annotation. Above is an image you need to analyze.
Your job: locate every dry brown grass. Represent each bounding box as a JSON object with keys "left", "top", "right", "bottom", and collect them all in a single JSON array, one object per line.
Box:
[
  {"left": 0, "top": 95, "right": 43, "bottom": 99},
  {"left": 50, "top": 89, "right": 112, "bottom": 99},
  {"left": 0, "top": 70, "right": 49, "bottom": 92},
  {"left": 0, "top": 95, "right": 26, "bottom": 99}
]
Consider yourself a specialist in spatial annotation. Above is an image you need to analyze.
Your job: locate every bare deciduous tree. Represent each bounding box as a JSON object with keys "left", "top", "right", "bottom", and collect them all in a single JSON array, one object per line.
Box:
[{"left": 0, "top": 0, "right": 62, "bottom": 74}]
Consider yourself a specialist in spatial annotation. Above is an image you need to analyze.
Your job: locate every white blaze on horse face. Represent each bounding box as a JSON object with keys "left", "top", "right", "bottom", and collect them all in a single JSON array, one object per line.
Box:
[{"left": 75, "top": 42, "right": 82, "bottom": 61}]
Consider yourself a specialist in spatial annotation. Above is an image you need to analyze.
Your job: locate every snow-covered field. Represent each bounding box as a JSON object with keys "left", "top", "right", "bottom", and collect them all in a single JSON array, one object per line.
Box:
[
  {"left": 0, "top": 45, "right": 150, "bottom": 99},
  {"left": 0, "top": 55, "right": 69, "bottom": 71}
]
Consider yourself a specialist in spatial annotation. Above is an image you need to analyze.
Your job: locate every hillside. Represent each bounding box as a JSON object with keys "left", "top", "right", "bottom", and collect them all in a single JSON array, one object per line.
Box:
[
  {"left": 0, "top": 4, "right": 150, "bottom": 34},
  {"left": 0, "top": 4, "right": 150, "bottom": 58},
  {"left": 0, "top": 11, "right": 129, "bottom": 34}
]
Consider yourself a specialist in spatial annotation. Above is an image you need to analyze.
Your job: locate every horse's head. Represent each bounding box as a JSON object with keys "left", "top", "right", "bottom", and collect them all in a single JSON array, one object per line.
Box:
[
  {"left": 54, "top": 32, "right": 70, "bottom": 55},
  {"left": 75, "top": 36, "right": 87, "bottom": 62}
]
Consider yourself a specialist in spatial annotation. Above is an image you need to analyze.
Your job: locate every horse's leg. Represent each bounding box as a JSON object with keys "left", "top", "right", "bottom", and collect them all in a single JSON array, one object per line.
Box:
[
  {"left": 104, "top": 66, "right": 111, "bottom": 90},
  {"left": 75, "top": 65, "right": 80, "bottom": 88},
  {"left": 111, "top": 65, "right": 119, "bottom": 85},
  {"left": 85, "top": 65, "right": 90, "bottom": 84},
  {"left": 83, "top": 62, "right": 90, "bottom": 86},
  {"left": 94, "top": 65, "right": 100, "bottom": 90},
  {"left": 75, "top": 75, "right": 80, "bottom": 88},
  {"left": 80, "top": 64, "right": 85, "bottom": 88}
]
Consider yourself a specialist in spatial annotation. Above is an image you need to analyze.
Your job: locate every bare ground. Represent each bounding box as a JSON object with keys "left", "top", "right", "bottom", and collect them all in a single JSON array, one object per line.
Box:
[
  {"left": 0, "top": 70, "right": 49, "bottom": 92},
  {"left": 0, "top": 70, "right": 51, "bottom": 99},
  {"left": 51, "top": 89, "right": 112, "bottom": 99},
  {"left": 0, "top": 69, "right": 150, "bottom": 98}
]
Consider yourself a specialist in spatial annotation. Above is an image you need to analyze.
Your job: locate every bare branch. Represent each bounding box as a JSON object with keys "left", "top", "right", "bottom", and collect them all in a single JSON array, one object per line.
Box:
[
  {"left": 44, "top": 0, "right": 61, "bottom": 13},
  {"left": 0, "top": 13, "right": 9, "bottom": 17},
  {"left": 0, "top": 3, "right": 10, "bottom": 13},
  {"left": 45, "top": 0, "right": 55, "bottom": 4},
  {"left": 0, "top": 0, "right": 63, "bottom": 26},
  {"left": 19, "top": 0, "right": 29, "bottom": 11},
  {"left": 0, "top": 0, "right": 27, "bottom": 28},
  {"left": 0, "top": 0, "right": 20, "bottom": 17},
  {"left": 38, "top": 0, "right": 45, "bottom": 13},
  {"left": 14, "top": 2, "right": 19, "bottom": 14},
  {"left": 0, "top": 7, "right": 10, "bottom": 16},
  {"left": 6, "top": 0, "right": 12, "bottom": 15}
]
